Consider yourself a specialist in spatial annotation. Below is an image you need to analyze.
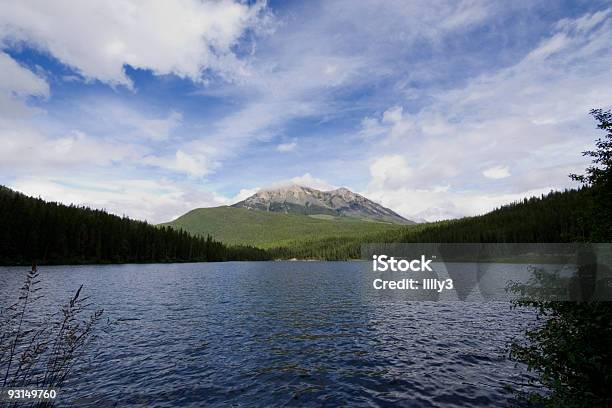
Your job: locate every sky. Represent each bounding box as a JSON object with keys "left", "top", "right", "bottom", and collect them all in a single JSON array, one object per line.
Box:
[{"left": 1, "top": 0, "right": 611, "bottom": 223}]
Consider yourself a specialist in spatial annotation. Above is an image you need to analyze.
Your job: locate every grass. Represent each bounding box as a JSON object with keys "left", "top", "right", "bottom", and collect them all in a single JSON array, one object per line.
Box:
[
  {"left": 0, "top": 267, "right": 103, "bottom": 407},
  {"left": 161, "top": 206, "right": 407, "bottom": 248}
]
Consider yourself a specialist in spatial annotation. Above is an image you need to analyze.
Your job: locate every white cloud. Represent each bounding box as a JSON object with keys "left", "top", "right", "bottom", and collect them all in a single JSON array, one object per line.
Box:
[
  {"left": 0, "top": 127, "right": 138, "bottom": 173},
  {"left": 324, "top": 65, "right": 338, "bottom": 75},
  {"left": 366, "top": 185, "right": 555, "bottom": 222},
  {"left": 142, "top": 150, "right": 210, "bottom": 178},
  {"left": 173, "top": 150, "right": 209, "bottom": 178},
  {"left": 0, "top": 0, "right": 271, "bottom": 185},
  {"left": 359, "top": 116, "right": 386, "bottom": 139},
  {"left": 289, "top": 173, "right": 336, "bottom": 191},
  {"left": 0, "top": 0, "right": 268, "bottom": 86},
  {"left": 483, "top": 165, "right": 510, "bottom": 179},
  {"left": 93, "top": 105, "right": 183, "bottom": 141},
  {"left": 370, "top": 155, "right": 414, "bottom": 189},
  {"left": 524, "top": 33, "right": 568, "bottom": 61},
  {"left": 230, "top": 187, "right": 260, "bottom": 203},
  {"left": 276, "top": 140, "right": 297, "bottom": 152},
  {"left": 184, "top": 52, "right": 365, "bottom": 170},
  {"left": 0, "top": 52, "right": 49, "bottom": 117},
  {"left": 556, "top": 8, "right": 610, "bottom": 33},
  {"left": 323, "top": 0, "right": 492, "bottom": 47},
  {"left": 363, "top": 9, "right": 611, "bottom": 218},
  {"left": 382, "top": 106, "right": 403, "bottom": 124},
  {"left": 0, "top": 52, "right": 48, "bottom": 98},
  {"left": 9, "top": 176, "right": 228, "bottom": 223},
  {"left": 0, "top": 49, "right": 155, "bottom": 184},
  {"left": 255, "top": 173, "right": 336, "bottom": 192},
  {"left": 178, "top": 1, "right": 497, "bottom": 176},
  {"left": 2, "top": 2, "right": 609, "bottom": 224}
]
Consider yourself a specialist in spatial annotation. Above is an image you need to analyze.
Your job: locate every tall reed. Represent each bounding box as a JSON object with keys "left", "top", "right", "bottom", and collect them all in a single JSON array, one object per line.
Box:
[{"left": 0, "top": 267, "right": 103, "bottom": 408}]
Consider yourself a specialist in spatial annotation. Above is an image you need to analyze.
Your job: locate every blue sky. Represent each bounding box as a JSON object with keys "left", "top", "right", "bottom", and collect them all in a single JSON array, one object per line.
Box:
[{"left": 1, "top": 0, "right": 611, "bottom": 222}]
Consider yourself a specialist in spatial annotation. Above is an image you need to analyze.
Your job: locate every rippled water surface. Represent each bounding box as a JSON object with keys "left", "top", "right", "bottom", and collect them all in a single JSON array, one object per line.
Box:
[{"left": 0, "top": 262, "right": 537, "bottom": 407}]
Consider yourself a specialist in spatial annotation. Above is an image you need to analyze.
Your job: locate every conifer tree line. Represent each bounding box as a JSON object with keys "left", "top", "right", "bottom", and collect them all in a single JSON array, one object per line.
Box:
[
  {"left": 0, "top": 176, "right": 596, "bottom": 264},
  {"left": 269, "top": 187, "right": 592, "bottom": 260},
  {"left": 0, "top": 186, "right": 269, "bottom": 265}
]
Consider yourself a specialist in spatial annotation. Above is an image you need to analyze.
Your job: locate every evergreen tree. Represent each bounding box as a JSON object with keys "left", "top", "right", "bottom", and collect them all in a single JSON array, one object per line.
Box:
[
  {"left": 0, "top": 187, "right": 269, "bottom": 265},
  {"left": 510, "top": 109, "right": 612, "bottom": 407}
]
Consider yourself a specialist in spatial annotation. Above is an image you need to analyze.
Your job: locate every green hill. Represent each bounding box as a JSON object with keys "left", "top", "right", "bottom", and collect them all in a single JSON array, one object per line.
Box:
[
  {"left": 161, "top": 206, "right": 406, "bottom": 248},
  {"left": 268, "top": 188, "right": 592, "bottom": 260}
]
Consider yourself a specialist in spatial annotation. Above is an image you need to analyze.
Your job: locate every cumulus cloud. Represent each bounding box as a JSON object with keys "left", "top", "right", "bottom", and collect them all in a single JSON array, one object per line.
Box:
[
  {"left": 0, "top": 52, "right": 48, "bottom": 117},
  {"left": 1, "top": 2, "right": 609, "bottom": 224},
  {"left": 0, "top": 51, "right": 145, "bottom": 182},
  {"left": 0, "top": 0, "right": 254, "bottom": 182},
  {"left": 0, "top": 0, "right": 267, "bottom": 86}
]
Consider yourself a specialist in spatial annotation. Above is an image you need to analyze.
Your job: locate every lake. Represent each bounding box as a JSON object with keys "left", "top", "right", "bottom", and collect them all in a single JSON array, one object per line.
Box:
[{"left": 0, "top": 262, "right": 538, "bottom": 407}]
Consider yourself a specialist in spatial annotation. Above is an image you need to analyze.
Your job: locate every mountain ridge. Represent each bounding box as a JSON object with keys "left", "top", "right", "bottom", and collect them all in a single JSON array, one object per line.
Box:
[
  {"left": 161, "top": 206, "right": 405, "bottom": 248},
  {"left": 231, "top": 185, "right": 414, "bottom": 225}
]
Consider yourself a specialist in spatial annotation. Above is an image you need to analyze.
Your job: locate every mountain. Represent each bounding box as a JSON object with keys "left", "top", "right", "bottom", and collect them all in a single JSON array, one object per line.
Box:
[
  {"left": 232, "top": 185, "right": 414, "bottom": 224},
  {"left": 162, "top": 185, "right": 414, "bottom": 249},
  {"left": 161, "top": 206, "right": 405, "bottom": 248}
]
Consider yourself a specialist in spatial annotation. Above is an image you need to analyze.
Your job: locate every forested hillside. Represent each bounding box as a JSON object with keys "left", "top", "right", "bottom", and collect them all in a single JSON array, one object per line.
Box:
[
  {"left": 0, "top": 186, "right": 268, "bottom": 265},
  {"left": 269, "top": 188, "right": 592, "bottom": 260},
  {"left": 162, "top": 206, "right": 404, "bottom": 248},
  {"left": 396, "top": 188, "right": 590, "bottom": 243},
  {"left": 1, "top": 184, "right": 592, "bottom": 264}
]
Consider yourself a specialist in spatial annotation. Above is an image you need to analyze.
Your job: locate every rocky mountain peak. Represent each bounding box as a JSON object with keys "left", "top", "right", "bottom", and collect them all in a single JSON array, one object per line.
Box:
[{"left": 232, "top": 185, "right": 414, "bottom": 224}]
